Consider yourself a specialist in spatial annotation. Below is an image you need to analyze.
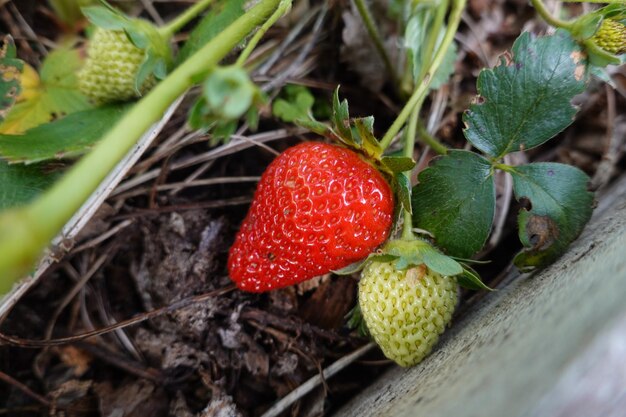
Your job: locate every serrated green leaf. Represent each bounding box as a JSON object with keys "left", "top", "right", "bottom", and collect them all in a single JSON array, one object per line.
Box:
[
  {"left": 463, "top": 30, "right": 588, "bottom": 157},
  {"left": 430, "top": 40, "right": 457, "bottom": 90},
  {"left": 332, "top": 87, "right": 352, "bottom": 142},
  {"left": 0, "top": 160, "right": 61, "bottom": 209},
  {"left": 0, "top": 36, "right": 23, "bottom": 124},
  {"left": 457, "top": 266, "right": 493, "bottom": 291},
  {"left": 412, "top": 150, "right": 495, "bottom": 258},
  {"left": 81, "top": 5, "right": 128, "bottom": 30},
  {"left": 404, "top": 5, "right": 456, "bottom": 90},
  {"left": 0, "top": 105, "right": 127, "bottom": 163},
  {"left": 382, "top": 156, "right": 415, "bottom": 173},
  {"left": 0, "top": 46, "right": 91, "bottom": 134},
  {"left": 49, "top": 0, "right": 93, "bottom": 26},
  {"left": 211, "top": 120, "right": 237, "bottom": 144},
  {"left": 272, "top": 84, "right": 315, "bottom": 122},
  {"left": 511, "top": 163, "right": 594, "bottom": 270},
  {"left": 177, "top": 0, "right": 246, "bottom": 64}
]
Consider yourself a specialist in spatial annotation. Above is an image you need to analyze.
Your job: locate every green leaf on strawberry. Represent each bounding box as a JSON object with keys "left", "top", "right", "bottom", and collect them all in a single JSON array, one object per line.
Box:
[
  {"left": 463, "top": 30, "right": 588, "bottom": 158},
  {"left": 0, "top": 36, "right": 22, "bottom": 124},
  {"left": 272, "top": 84, "right": 315, "bottom": 122},
  {"left": 177, "top": 0, "right": 246, "bottom": 64},
  {"left": 0, "top": 105, "right": 128, "bottom": 163},
  {"left": 510, "top": 162, "right": 594, "bottom": 270},
  {"left": 0, "top": 160, "right": 61, "bottom": 210},
  {"left": 412, "top": 150, "right": 495, "bottom": 259},
  {"left": 0, "top": 45, "right": 92, "bottom": 134}
]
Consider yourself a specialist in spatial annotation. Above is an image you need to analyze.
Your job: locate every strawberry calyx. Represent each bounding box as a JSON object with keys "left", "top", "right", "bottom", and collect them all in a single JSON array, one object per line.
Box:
[{"left": 335, "top": 237, "right": 492, "bottom": 290}]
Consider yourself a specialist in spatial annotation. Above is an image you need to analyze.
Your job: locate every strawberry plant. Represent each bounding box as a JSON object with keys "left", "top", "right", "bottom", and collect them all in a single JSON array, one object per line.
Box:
[{"left": 0, "top": 0, "right": 624, "bottom": 380}]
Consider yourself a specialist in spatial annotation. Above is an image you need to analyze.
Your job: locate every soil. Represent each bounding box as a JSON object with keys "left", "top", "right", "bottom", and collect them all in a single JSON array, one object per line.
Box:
[{"left": 0, "top": 0, "right": 624, "bottom": 416}]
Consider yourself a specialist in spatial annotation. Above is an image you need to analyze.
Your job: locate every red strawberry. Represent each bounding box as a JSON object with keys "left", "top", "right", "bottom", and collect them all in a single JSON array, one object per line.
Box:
[{"left": 228, "top": 142, "right": 394, "bottom": 292}]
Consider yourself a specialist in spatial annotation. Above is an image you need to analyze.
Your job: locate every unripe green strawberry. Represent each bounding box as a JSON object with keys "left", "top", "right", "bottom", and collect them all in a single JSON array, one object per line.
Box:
[
  {"left": 359, "top": 262, "right": 458, "bottom": 367},
  {"left": 78, "top": 27, "right": 156, "bottom": 104},
  {"left": 591, "top": 19, "right": 626, "bottom": 55}
]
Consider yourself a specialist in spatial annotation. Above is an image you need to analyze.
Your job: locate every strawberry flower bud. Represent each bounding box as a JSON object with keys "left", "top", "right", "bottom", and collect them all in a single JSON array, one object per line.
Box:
[{"left": 591, "top": 19, "right": 626, "bottom": 55}]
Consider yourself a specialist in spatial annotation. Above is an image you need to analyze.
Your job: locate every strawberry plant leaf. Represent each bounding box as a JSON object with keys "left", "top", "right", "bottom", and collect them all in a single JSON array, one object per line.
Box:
[
  {"left": 48, "top": 0, "right": 91, "bottom": 27},
  {"left": 81, "top": 5, "right": 128, "bottom": 30},
  {"left": 0, "top": 105, "right": 127, "bottom": 163},
  {"left": 430, "top": 40, "right": 457, "bottom": 90},
  {"left": 272, "top": 84, "right": 315, "bottom": 122},
  {"left": 0, "top": 160, "right": 60, "bottom": 209},
  {"left": 412, "top": 150, "right": 495, "bottom": 258},
  {"left": 510, "top": 162, "right": 594, "bottom": 270},
  {"left": 177, "top": 0, "right": 246, "bottom": 64},
  {"left": 0, "top": 46, "right": 91, "bottom": 134},
  {"left": 0, "top": 36, "right": 22, "bottom": 124},
  {"left": 463, "top": 30, "right": 588, "bottom": 157},
  {"left": 404, "top": 6, "right": 457, "bottom": 89}
]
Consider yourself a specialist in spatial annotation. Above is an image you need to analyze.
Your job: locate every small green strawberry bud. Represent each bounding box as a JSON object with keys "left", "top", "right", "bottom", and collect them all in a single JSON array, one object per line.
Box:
[
  {"left": 591, "top": 19, "right": 626, "bottom": 55},
  {"left": 359, "top": 261, "right": 458, "bottom": 367}
]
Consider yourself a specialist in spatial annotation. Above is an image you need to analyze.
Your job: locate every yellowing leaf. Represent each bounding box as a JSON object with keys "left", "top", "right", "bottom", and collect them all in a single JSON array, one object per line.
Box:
[
  {"left": 0, "top": 45, "right": 92, "bottom": 134},
  {"left": 0, "top": 35, "right": 23, "bottom": 123},
  {"left": 15, "top": 63, "right": 40, "bottom": 101}
]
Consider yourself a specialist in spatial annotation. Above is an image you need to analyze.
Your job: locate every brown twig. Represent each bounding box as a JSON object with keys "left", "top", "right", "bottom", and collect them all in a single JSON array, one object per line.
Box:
[
  {"left": 0, "top": 370, "right": 50, "bottom": 406},
  {"left": 0, "top": 285, "right": 235, "bottom": 348}
]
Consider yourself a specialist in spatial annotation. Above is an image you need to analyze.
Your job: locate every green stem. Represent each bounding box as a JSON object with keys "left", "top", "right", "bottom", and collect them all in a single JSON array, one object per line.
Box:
[
  {"left": 159, "top": 0, "right": 215, "bottom": 39},
  {"left": 417, "top": 122, "right": 448, "bottom": 155},
  {"left": 0, "top": 0, "right": 290, "bottom": 293},
  {"left": 353, "top": 0, "right": 401, "bottom": 95},
  {"left": 493, "top": 162, "right": 515, "bottom": 173},
  {"left": 529, "top": 0, "right": 574, "bottom": 30},
  {"left": 401, "top": 107, "right": 419, "bottom": 241},
  {"left": 380, "top": 0, "right": 466, "bottom": 150},
  {"left": 235, "top": 0, "right": 291, "bottom": 67}
]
